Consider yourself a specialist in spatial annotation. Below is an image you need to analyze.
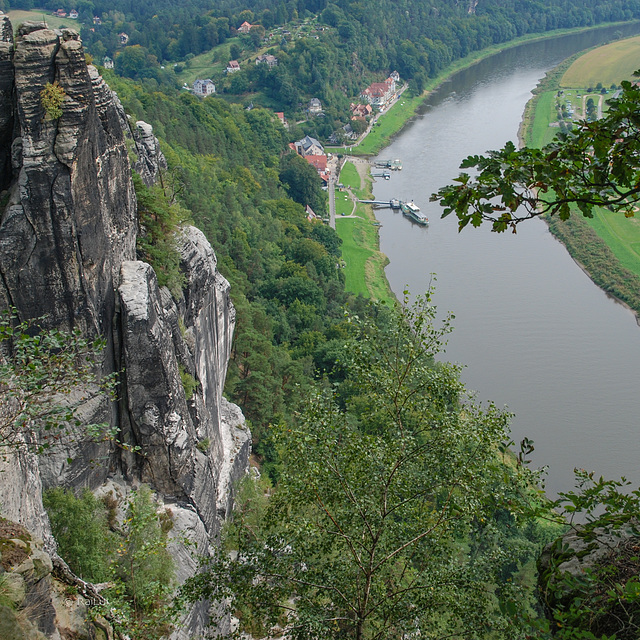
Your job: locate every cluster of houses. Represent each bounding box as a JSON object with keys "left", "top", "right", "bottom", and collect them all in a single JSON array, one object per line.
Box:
[{"left": 52, "top": 8, "right": 78, "bottom": 18}]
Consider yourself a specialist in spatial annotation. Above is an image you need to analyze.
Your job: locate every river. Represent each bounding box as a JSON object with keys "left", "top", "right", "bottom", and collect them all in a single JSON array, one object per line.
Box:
[{"left": 371, "top": 24, "right": 640, "bottom": 497}]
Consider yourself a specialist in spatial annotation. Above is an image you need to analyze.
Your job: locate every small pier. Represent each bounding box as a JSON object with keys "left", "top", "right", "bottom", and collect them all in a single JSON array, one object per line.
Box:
[
  {"left": 371, "top": 171, "right": 391, "bottom": 180},
  {"left": 374, "top": 158, "right": 402, "bottom": 170},
  {"left": 358, "top": 198, "right": 402, "bottom": 209}
]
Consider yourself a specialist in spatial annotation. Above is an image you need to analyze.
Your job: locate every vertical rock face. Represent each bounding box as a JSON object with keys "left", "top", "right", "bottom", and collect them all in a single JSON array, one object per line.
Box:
[
  {"left": 0, "top": 18, "right": 250, "bottom": 638},
  {"left": 0, "top": 15, "right": 14, "bottom": 190},
  {"left": 0, "top": 19, "right": 136, "bottom": 338}
]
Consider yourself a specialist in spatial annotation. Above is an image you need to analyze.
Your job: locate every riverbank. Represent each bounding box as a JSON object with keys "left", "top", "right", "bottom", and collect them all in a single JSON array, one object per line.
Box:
[
  {"left": 336, "top": 20, "right": 640, "bottom": 304},
  {"left": 516, "top": 44, "right": 640, "bottom": 322},
  {"left": 334, "top": 159, "right": 395, "bottom": 304},
  {"left": 345, "top": 20, "right": 640, "bottom": 157}
]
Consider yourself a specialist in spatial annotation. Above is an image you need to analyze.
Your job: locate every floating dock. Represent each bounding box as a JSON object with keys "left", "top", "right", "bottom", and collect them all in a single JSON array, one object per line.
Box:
[
  {"left": 374, "top": 158, "right": 402, "bottom": 170},
  {"left": 358, "top": 198, "right": 402, "bottom": 210}
]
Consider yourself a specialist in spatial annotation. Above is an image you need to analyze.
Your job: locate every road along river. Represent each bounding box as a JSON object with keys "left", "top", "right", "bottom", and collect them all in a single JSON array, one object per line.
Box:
[{"left": 371, "top": 23, "right": 640, "bottom": 497}]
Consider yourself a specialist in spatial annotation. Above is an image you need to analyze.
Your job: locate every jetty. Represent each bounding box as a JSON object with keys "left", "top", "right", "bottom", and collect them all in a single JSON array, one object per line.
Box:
[
  {"left": 358, "top": 198, "right": 402, "bottom": 209},
  {"left": 371, "top": 170, "right": 391, "bottom": 180},
  {"left": 374, "top": 158, "right": 402, "bottom": 170}
]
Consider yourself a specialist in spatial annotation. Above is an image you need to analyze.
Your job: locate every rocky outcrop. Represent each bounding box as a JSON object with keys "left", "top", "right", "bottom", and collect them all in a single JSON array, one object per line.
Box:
[
  {"left": 133, "top": 119, "right": 168, "bottom": 186},
  {"left": 117, "top": 227, "right": 250, "bottom": 533},
  {"left": 0, "top": 18, "right": 250, "bottom": 639},
  {"left": 538, "top": 523, "right": 640, "bottom": 638},
  {"left": 0, "top": 19, "right": 136, "bottom": 338},
  {"left": 0, "top": 517, "right": 113, "bottom": 640}
]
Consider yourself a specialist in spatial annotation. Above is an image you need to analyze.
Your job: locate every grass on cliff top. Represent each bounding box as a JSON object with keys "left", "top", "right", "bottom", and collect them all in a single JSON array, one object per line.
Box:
[{"left": 7, "top": 9, "right": 74, "bottom": 30}]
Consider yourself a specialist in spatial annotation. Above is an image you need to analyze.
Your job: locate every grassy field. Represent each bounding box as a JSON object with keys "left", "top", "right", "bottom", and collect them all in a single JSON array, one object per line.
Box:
[
  {"left": 338, "top": 162, "right": 361, "bottom": 190},
  {"left": 521, "top": 35, "right": 640, "bottom": 309},
  {"left": 560, "top": 35, "right": 640, "bottom": 87},
  {"left": 526, "top": 91, "right": 558, "bottom": 148},
  {"left": 553, "top": 39, "right": 640, "bottom": 275},
  {"left": 175, "top": 39, "right": 242, "bottom": 86},
  {"left": 335, "top": 162, "right": 394, "bottom": 303},
  {"left": 7, "top": 9, "right": 75, "bottom": 30},
  {"left": 585, "top": 208, "right": 640, "bottom": 278}
]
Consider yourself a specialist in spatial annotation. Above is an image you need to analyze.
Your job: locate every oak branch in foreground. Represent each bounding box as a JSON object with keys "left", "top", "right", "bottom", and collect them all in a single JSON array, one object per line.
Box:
[{"left": 431, "top": 78, "right": 640, "bottom": 232}]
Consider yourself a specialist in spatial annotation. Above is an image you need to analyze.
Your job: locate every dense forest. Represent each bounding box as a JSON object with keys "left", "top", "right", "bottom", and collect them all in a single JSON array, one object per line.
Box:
[{"left": 6, "top": 0, "right": 640, "bottom": 139}]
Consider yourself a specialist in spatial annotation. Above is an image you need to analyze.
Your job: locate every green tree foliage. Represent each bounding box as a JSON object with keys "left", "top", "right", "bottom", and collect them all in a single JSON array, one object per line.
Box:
[
  {"left": 181, "top": 292, "right": 544, "bottom": 639},
  {"left": 523, "top": 471, "right": 640, "bottom": 639},
  {"left": 105, "top": 487, "right": 177, "bottom": 640},
  {"left": 0, "top": 310, "right": 115, "bottom": 456},
  {"left": 431, "top": 78, "right": 640, "bottom": 232},
  {"left": 279, "top": 152, "right": 327, "bottom": 215},
  {"left": 40, "top": 81, "right": 65, "bottom": 120},
  {"left": 43, "top": 488, "right": 114, "bottom": 582},
  {"left": 133, "top": 172, "right": 190, "bottom": 299},
  {"left": 44, "top": 485, "right": 177, "bottom": 640}
]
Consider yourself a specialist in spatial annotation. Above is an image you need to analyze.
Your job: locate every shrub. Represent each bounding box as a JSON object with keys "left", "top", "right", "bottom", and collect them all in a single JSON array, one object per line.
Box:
[
  {"left": 179, "top": 364, "right": 198, "bottom": 400},
  {"left": 40, "top": 82, "right": 66, "bottom": 120}
]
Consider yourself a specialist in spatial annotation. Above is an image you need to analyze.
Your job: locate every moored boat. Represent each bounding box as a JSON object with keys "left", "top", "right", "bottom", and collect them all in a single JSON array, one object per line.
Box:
[{"left": 400, "top": 200, "right": 429, "bottom": 225}]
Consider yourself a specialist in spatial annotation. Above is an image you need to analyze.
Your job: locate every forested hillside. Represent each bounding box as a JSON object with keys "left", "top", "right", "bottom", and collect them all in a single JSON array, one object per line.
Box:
[
  {"left": 101, "top": 73, "right": 354, "bottom": 470},
  {"left": 6, "top": 0, "right": 640, "bottom": 140}
]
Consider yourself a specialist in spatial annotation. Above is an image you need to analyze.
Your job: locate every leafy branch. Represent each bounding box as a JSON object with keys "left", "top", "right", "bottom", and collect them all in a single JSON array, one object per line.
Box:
[
  {"left": 0, "top": 309, "right": 116, "bottom": 456},
  {"left": 431, "top": 76, "right": 640, "bottom": 232}
]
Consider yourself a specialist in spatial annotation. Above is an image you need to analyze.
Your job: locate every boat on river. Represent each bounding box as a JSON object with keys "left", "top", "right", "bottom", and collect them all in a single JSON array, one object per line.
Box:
[{"left": 401, "top": 200, "right": 428, "bottom": 225}]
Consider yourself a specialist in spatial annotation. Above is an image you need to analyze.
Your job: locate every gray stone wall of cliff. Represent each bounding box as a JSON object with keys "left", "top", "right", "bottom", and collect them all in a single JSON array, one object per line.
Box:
[{"left": 0, "top": 17, "right": 250, "bottom": 639}]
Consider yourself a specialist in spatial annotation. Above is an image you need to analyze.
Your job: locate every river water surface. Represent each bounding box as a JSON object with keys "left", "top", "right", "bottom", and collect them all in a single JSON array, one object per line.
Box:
[{"left": 371, "top": 24, "right": 640, "bottom": 496}]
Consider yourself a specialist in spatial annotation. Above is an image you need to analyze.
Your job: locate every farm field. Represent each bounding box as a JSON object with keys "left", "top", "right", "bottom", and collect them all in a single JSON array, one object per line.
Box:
[
  {"left": 522, "top": 36, "right": 640, "bottom": 280},
  {"left": 560, "top": 34, "right": 640, "bottom": 87}
]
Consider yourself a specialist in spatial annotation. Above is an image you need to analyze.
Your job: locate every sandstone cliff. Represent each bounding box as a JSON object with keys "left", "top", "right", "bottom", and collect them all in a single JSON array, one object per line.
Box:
[{"left": 0, "top": 16, "right": 250, "bottom": 639}]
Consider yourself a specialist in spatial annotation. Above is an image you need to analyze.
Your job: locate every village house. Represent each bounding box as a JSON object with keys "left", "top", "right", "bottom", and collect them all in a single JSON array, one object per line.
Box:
[
  {"left": 238, "top": 21, "right": 252, "bottom": 34},
  {"left": 53, "top": 9, "right": 67, "bottom": 17},
  {"left": 102, "top": 56, "right": 114, "bottom": 69},
  {"left": 275, "top": 112, "right": 288, "bottom": 128},
  {"left": 69, "top": 9, "right": 78, "bottom": 19},
  {"left": 226, "top": 60, "right": 241, "bottom": 73},
  {"left": 350, "top": 103, "right": 373, "bottom": 119},
  {"left": 193, "top": 79, "right": 216, "bottom": 96},
  {"left": 305, "top": 155, "right": 329, "bottom": 184},
  {"left": 119, "top": 32, "right": 129, "bottom": 45},
  {"left": 305, "top": 205, "right": 319, "bottom": 222},
  {"left": 294, "top": 135, "right": 325, "bottom": 157},
  {"left": 255, "top": 54, "right": 278, "bottom": 67},
  {"left": 308, "top": 98, "right": 323, "bottom": 115},
  {"left": 360, "top": 76, "right": 396, "bottom": 108},
  {"left": 93, "top": 16, "right": 101, "bottom": 25}
]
